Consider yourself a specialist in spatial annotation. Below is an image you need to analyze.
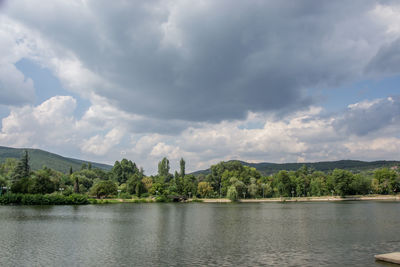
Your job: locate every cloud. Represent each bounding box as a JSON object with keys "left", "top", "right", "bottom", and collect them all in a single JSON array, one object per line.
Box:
[
  {"left": 333, "top": 96, "right": 400, "bottom": 136},
  {"left": 0, "top": 96, "right": 77, "bottom": 148},
  {"left": 81, "top": 128, "right": 125, "bottom": 156},
  {"left": 0, "top": 18, "right": 35, "bottom": 106},
  {"left": 3, "top": 0, "right": 400, "bottom": 123},
  {"left": 1, "top": 1, "right": 400, "bottom": 174},
  {"left": 1, "top": 95, "right": 400, "bottom": 173}
]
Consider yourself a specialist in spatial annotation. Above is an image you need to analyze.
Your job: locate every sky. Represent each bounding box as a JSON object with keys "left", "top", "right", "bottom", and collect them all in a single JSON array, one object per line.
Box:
[{"left": 0, "top": 0, "right": 400, "bottom": 174}]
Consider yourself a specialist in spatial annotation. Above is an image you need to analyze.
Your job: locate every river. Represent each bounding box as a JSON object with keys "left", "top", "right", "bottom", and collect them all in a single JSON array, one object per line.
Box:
[{"left": 0, "top": 201, "right": 399, "bottom": 266}]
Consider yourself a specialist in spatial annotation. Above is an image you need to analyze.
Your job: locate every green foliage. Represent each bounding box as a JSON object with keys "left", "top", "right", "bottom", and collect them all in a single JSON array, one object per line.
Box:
[
  {"left": 197, "top": 181, "right": 213, "bottom": 197},
  {"left": 180, "top": 158, "right": 185, "bottom": 177},
  {"left": 155, "top": 195, "right": 168, "bottom": 202},
  {"left": 350, "top": 174, "right": 371, "bottom": 195},
  {"left": 331, "top": 169, "right": 354, "bottom": 196},
  {"left": 73, "top": 174, "right": 80, "bottom": 193},
  {"left": 127, "top": 173, "right": 145, "bottom": 196},
  {"left": 0, "top": 175, "right": 7, "bottom": 188},
  {"left": 247, "top": 177, "right": 259, "bottom": 198},
  {"left": 227, "top": 185, "right": 238, "bottom": 201},
  {"left": 276, "top": 171, "right": 292, "bottom": 197},
  {"left": 90, "top": 180, "right": 118, "bottom": 198},
  {"left": 157, "top": 157, "right": 172, "bottom": 183},
  {"left": 119, "top": 192, "right": 131, "bottom": 199},
  {"left": 0, "top": 193, "right": 88, "bottom": 205},
  {"left": 112, "top": 159, "right": 139, "bottom": 185},
  {"left": 373, "top": 168, "right": 399, "bottom": 194},
  {"left": 2, "top": 150, "right": 399, "bottom": 205},
  {"left": 29, "top": 169, "right": 56, "bottom": 194},
  {"left": 11, "top": 177, "right": 34, "bottom": 194},
  {"left": 12, "top": 150, "right": 30, "bottom": 181}
]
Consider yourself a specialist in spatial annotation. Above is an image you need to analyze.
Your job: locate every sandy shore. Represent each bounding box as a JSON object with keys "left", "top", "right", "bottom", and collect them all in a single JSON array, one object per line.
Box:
[{"left": 200, "top": 195, "right": 400, "bottom": 203}]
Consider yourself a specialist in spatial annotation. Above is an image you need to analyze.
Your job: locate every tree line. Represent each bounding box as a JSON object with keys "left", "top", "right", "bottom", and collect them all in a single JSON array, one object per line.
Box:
[{"left": 0, "top": 151, "right": 399, "bottom": 202}]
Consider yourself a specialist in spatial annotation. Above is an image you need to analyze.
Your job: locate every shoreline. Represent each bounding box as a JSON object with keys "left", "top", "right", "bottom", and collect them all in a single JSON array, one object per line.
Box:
[{"left": 200, "top": 195, "right": 400, "bottom": 203}]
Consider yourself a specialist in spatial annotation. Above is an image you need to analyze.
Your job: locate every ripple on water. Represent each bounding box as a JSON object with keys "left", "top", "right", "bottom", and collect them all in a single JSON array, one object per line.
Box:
[{"left": 0, "top": 202, "right": 400, "bottom": 266}]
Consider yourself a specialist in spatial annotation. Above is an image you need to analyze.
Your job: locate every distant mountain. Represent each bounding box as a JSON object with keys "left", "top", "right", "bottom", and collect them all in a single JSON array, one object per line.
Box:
[
  {"left": 192, "top": 160, "right": 400, "bottom": 176},
  {"left": 0, "top": 146, "right": 112, "bottom": 173}
]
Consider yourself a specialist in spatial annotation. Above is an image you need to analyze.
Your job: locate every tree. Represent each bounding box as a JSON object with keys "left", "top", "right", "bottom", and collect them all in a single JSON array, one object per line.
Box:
[
  {"left": 247, "top": 178, "right": 259, "bottom": 198},
  {"left": 0, "top": 176, "right": 6, "bottom": 188},
  {"left": 182, "top": 175, "right": 197, "bottom": 197},
  {"left": 227, "top": 185, "right": 238, "bottom": 201},
  {"left": 81, "top": 163, "right": 87, "bottom": 170},
  {"left": 158, "top": 157, "right": 170, "bottom": 177},
  {"left": 197, "top": 181, "right": 213, "bottom": 198},
  {"left": 127, "top": 173, "right": 144, "bottom": 196},
  {"left": 229, "top": 177, "right": 245, "bottom": 197},
  {"left": 373, "top": 168, "right": 398, "bottom": 194},
  {"left": 12, "top": 150, "right": 30, "bottom": 181},
  {"left": 276, "top": 171, "right": 292, "bottom": 197},
  {"left": 180, "top": 158, "right": 185, "bottom": 178},
  {"left": 73, "top": 175, "right": 80, "bottom": 193},
  {"left": 0, "top": 158, "right": 18, "bottom": 178},
  {"left": 90, "top": 180, "right": 118, "bottom": 198},
  {"left": 30, "top": 169, "right": 56, "bottom": 194},
  {"left": 350, "top": 174, "right": 371, "bottom": 195},
  {"left": 112, "top": 159, "right": 139, "bottom": 185},
  {"left": 142, "top": 177, "right": 153, "bottom": 192},
  {"left": 331, "top": 169, "right": 354, "bottom": 196}
]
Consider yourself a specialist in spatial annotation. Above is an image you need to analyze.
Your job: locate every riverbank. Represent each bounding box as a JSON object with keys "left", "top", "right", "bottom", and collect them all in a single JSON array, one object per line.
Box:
[
  {"left": 200, "top": 195, "right": 400, "bottom": 203},
  {"left": 2, "top": 194, "right": 399, "bottom": 205}
]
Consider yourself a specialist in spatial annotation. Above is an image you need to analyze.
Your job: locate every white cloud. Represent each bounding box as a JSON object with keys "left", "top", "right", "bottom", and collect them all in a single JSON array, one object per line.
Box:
[
  {"left": 1, "top": 95, "right": 400, "bottom": 174},
  {"left": 0, "top": 17, "right": 35, "bottom": 106},
  {"left": 81, "top": 128, "right": 125, "bottom": 156}
]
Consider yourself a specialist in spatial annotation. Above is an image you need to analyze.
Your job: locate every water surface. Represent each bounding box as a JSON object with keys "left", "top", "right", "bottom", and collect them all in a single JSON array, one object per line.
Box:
[{"left": 0, "top": 202, "right": 399, "bottom": 266}]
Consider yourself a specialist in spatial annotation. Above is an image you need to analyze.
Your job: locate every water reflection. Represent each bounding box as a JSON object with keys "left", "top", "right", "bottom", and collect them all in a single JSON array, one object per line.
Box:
[{"left": 0, "top": 202, "right": 399, "bottom": 266}]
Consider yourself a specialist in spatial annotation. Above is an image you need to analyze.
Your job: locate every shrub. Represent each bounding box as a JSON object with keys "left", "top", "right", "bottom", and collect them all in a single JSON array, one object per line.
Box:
[
  {"left": 119, "top": 192, "right": 131, "bottom": 199},
  {"left": 155, "top": 195, "right": 168, "bottom": 202},
  {"left": 227, "top": 186, "right": 238, "bottom": 202},
  {"left": 141, "top": 192, "right": 149, "bottom": 198},
  {"left": 0, "top": 193, "right": 88, "bottom": 205}
]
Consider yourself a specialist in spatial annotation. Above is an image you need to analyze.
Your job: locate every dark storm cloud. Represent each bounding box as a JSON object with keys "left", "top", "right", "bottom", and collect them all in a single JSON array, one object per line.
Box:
[
  {"left": 366, "top": 38, "right": 400, "bottom": 76},
  {"left": 4, "top": 0, "right": 390, "bottom": 122},
  {"left": 333, "top": 97, "right": 400, "bottom": 136}
]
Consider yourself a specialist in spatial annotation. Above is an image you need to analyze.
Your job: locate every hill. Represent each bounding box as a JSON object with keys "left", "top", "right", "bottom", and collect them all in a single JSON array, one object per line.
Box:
[
  {"left": 0, "top": 146, "right": 112, "bottom": 173},
  {"left": 192, "top": 159, "right": 400, "bottom": 176}
]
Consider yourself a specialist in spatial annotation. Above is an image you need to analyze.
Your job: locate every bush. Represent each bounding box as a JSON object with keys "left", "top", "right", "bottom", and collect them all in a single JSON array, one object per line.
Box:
[
  {"left": 0, "top": 193, "right": 88, "bottom": 205},
  {"left": 119, "top": 192, "right": 131, "bottom": 199},
  {"left": 141, "top": 192, "right": 149, "bottom": 198},
  {"left": 155, "top": 195, "right": 168, "bottom": 202}
]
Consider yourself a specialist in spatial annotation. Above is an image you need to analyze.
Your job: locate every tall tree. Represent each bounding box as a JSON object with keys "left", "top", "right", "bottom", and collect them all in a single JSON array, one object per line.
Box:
[
  {"left": 158, "top": 157, "right": 170, "bottom": 178},
  {"left": 180, "top": 158, "right": 186, "bottom": 178},
  {"left": 12, "top": 150, "right": 30, "bottom": 181},
  {"left": 73, "top": 175, "right": 80, "bottom": 193}
]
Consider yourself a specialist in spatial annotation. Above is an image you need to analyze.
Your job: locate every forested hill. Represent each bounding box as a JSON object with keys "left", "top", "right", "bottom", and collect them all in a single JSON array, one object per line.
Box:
[
  {"left": 0, "top": 146, "right": 112, "bottom": 173},
  {"left": 192, "top": 160, "right": 400, "bottom": 176}
]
